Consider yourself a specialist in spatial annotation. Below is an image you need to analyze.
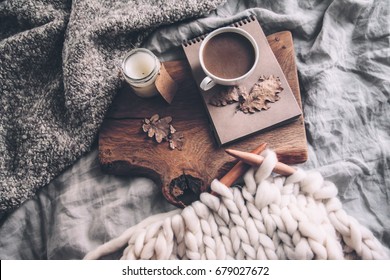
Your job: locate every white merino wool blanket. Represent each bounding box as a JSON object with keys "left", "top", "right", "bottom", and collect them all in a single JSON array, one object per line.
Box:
[{"left": 85, "top": 150, "right": 388, "bottom": 260}]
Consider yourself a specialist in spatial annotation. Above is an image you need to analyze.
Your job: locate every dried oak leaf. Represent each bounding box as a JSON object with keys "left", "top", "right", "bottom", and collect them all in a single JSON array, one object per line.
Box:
[
  {"left": 168, "top": 131, "right": 184, "bottom": 151},
  {"left": 238, "top": 75, "right": 283, "bottom": 113},
  {"left": 169, "top": 125, "right": 176, "bottom": 134},
  {"left": 209, "top": 86, "right": 245, "bottom": 106},
  {"left": 142, "top": 114, "right": 172, "bottom": 143}
]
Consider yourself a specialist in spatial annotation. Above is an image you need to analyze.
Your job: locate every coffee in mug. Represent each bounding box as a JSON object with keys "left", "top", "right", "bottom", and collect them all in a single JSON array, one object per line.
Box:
[{"left": 199, "top": 27, "right": 259, "bottom": 91}]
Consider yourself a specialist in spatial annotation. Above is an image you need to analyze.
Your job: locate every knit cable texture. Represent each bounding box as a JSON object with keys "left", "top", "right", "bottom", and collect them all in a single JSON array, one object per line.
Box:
[
  {"left": 0, "top": 0, "right": 225, "bottom": 213},
  {"left": 84, "top": 150, "right": 388, "bottom": 260}
]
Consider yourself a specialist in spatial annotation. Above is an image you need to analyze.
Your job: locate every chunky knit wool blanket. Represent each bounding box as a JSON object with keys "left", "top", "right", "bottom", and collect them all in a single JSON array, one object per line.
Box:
[
  {"left": 0, "top": 0, "right": 225, "bottom": 213},
  {"left": 85, "top": 150, "right": 388, "bottom": 260}
]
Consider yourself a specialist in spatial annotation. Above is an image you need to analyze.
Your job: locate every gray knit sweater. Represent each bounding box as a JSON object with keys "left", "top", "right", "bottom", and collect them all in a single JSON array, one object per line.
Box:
[{"left": 0, "top": 0, "right": 225, "bottom": 213}]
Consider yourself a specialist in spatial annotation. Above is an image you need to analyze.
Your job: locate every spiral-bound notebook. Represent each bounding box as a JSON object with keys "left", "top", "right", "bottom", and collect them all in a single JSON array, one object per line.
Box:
[{"left": 182, "top": 16, "right": 302, "bottom": 146}]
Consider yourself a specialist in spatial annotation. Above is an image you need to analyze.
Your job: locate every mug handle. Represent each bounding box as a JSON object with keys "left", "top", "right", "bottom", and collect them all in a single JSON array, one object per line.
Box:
[{"left": 200, "top": 76, "right": 216, "bottom": 91}]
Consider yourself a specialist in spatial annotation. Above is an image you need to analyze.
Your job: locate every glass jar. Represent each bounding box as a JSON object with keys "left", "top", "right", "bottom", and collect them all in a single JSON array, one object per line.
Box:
[{"left": 121, "top": 48, "right": 161, "bottom": 98}]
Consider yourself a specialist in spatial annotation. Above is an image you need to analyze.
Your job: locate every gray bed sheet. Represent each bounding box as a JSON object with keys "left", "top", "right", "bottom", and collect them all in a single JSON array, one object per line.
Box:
[{"left": 1, "top": 0, "right": 389, "bottom": 259}]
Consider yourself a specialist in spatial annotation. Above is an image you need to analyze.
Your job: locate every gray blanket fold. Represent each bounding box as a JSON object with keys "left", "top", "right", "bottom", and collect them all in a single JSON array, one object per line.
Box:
[{"left": 0, "top": 0, "right": 225, "bottom": 213}]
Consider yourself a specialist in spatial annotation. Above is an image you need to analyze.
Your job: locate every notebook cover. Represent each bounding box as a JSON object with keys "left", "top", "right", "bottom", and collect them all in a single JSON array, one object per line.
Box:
[{"left": 182, "top": 16, "right": 302, "bottom": 146}]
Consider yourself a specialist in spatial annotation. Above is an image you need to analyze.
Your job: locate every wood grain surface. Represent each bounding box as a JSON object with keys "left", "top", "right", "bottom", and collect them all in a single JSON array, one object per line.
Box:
[{"left": 99, "top": 31, "right": 307, "bottom": 208}]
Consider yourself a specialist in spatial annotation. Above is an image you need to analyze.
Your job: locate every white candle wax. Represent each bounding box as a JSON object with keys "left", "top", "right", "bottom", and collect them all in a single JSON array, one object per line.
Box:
[
  {"left": 124, "top": 52, "right": 155, "bottom": 79},
  {"left": 121, "top": 48, "right": 161, "bottom": 98}
]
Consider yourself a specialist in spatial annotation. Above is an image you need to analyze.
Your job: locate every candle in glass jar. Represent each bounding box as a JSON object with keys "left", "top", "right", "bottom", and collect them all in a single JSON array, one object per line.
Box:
[{"left": 121, "top": 48, "right": 161, "bottom": 97}]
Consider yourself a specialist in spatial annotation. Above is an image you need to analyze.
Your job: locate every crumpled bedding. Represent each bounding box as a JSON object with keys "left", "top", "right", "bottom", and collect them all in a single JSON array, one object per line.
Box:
[{"left": 1, "top": 0, "right": 389, "bottom": 259}]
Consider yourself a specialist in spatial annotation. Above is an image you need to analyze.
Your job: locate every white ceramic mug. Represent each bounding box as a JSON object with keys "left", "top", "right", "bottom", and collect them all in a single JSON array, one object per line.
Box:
[{"left": 199, "top": 27, "right": 259, "bottom": 91}]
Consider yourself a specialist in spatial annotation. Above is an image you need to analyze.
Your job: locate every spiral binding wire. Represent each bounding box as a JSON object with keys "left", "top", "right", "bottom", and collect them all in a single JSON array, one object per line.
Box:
[{"left": 182, "top": 15, "right": 256, "bottom": 47}]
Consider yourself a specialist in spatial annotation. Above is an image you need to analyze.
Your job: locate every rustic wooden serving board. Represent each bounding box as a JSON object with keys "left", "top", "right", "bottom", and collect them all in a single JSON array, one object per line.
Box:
[{"left": 99, "top": 31, "right": 307, "bottom": 207}]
